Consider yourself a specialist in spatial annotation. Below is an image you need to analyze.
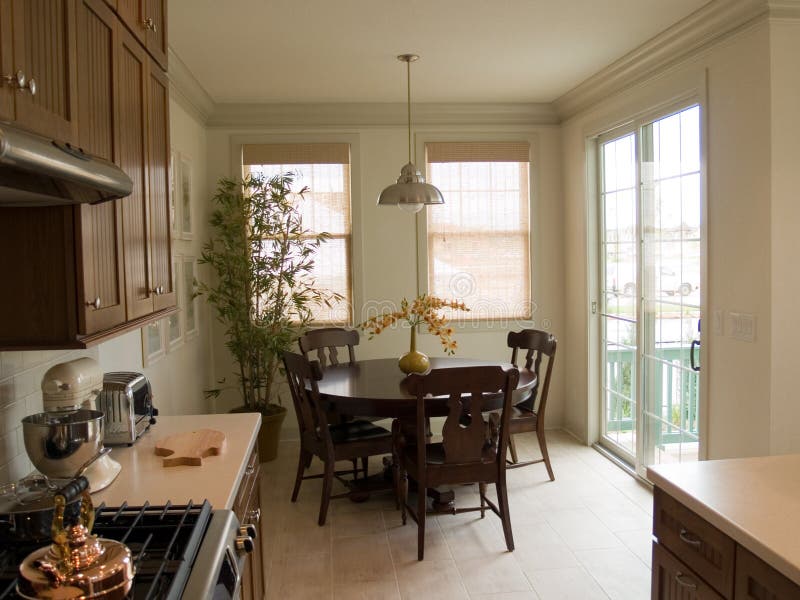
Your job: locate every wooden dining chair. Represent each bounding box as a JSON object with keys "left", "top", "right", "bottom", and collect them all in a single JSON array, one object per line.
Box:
[
  {"left": 396, "top": 365, "right": 520, "bottom": 560},
  {"left": 506, "top": 329, "right": 557, "bottom": 480},
  {"left": 282, "top": 351, "right": 394, "bottom": 526},
  {"left": 298, "top": 327, "right": 359, "bottom": 370}
]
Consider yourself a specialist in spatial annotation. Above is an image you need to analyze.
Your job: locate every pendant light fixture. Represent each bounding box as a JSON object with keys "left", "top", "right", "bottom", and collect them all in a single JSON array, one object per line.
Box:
[{"left": 377, "top": 54, "right": 444, "bottom": 214}]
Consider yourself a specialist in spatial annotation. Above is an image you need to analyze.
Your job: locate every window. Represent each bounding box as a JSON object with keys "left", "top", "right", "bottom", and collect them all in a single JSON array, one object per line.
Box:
[
  {"left": 243, "top": 143, "right": 352, "bottom": 324},
  {"left": 425, "top": 141, "right": 531, "bottom": 320}
]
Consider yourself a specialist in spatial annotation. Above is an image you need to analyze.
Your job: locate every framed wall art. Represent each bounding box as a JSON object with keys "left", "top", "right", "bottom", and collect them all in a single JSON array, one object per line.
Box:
[
  {"left": 167, "top": 256, "right": 183, "bottom": 351},
  {"left": 141, "top": 319, "right": 165, "bottom": 367},
  {"left": 183, "top": 255, "right": 198, "bottom": 339}
]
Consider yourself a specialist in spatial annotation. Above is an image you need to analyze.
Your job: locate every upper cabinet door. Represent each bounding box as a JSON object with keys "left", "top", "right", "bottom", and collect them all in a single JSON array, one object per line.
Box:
[
  {"left": 144, "top": 0, "right": 166, "bottom": 70},
  {"left": 10, "top": 0, "right": 79, "bottom": 143},
  {"left": 75, "top": 0, "right": 126, "bottom": 335},
  {"left": 115, "top": 0, "right": 143, "bottom": 43},
  {"left": 147, "top": 62, "right": 174, "bottom": 311},
  {"left": 0, "top": 0, "right": 14, "bottom": 120}
]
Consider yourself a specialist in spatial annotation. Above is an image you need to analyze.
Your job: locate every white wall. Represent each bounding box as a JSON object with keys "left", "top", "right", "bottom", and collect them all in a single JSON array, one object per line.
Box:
[
  {"left": 204, "top": 122, "right": 564, "bottom": 439},
  {"left": 561, "top": 21, "right": 776, "bottom": 459}
]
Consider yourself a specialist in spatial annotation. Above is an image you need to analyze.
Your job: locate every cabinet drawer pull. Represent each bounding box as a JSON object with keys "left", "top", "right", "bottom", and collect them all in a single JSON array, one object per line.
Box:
[
  {"left": 679, "top": 528, "right": 702, "bottom": 548},
  {"left": 2, "top": 70, "right": 34, "bottom": 95},
  {"left": 248, "top": 508, "right": 261, "bottom": 524},
  {"left": 674, "top": 572, "right": 698, "bottom": 590},
  {"left": 86, "top": 297, "right": 101, "bottom": 310},
  {"left": 245, "top": 464, "right": 255, "bottom": 476}
]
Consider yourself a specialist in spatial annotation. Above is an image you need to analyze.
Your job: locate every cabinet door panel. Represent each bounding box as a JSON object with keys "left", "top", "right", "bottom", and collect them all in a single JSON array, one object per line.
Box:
[
  {"left": 75, "top": 0, "right": 126, "bottom": 334},
  {"left": 118, "top": 27, "right": 152, "bottom": 319},
  {"left": 0, "top": 0, "right": 13, "bottom": 120},
  {"left": 116, "top": 0, "right": 144, "bottom": 43},
  {"left": 735, "top": 545, "right": 800, "bottom": 600},
  {"left": 652, "top": 542, "right": 725, "bottom": 600},
  {"left": 147, "top": 63, "right": 175, "bottom": 311},
  {"left": 144, "top": 0, "right": 166, "bottom": 69},
  {"left": 11, "top": 0, "right": 78, "bottom": 142}
]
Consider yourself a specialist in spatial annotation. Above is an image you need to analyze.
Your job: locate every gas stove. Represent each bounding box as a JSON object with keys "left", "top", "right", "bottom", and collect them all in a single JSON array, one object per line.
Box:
[{"left": 0, "top": 500, "right": 249, "bottom": 599}]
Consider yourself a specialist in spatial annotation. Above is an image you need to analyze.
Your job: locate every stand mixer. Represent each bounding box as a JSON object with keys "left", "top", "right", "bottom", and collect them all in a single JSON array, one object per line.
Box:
[{"left": 36, "top": 357, "right": 122, "bottom": 492}]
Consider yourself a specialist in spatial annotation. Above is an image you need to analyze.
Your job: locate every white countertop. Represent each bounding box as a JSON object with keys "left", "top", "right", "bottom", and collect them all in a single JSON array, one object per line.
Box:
[
  {"left": 647, "top": 455, "right": 800, "bottom": 586},
  {"left": 93, "top": 413, "right": 261, "bottom": 510}
]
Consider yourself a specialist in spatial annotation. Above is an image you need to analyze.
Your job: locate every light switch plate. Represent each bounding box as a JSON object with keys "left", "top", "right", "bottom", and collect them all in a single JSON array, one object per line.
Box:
[{"left": 729, "top": 312, "right": 756, "bottom": 342}]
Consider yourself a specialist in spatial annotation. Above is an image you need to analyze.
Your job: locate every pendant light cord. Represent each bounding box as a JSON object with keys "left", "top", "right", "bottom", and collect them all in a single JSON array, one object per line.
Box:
[{"left": 407, "top": 58, "right": 412, "bottom": 164}]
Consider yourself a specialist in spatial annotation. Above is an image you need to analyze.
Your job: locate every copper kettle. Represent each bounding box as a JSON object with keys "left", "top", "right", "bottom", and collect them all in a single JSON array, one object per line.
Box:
[{"left": 16, "top": 477, "right": 134, "bottom": 599}]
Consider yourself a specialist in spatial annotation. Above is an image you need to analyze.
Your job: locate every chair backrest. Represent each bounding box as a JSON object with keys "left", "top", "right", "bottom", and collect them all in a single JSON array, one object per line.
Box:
[
  {"left": 298, "top": 327, "right": 359, "bottom": 370},
  {"left": 507, "top": 329, "right": 556, "bottom": 415},
  {"left": 406, "top": 366, "right": 519, "bottom": 467},
  {"left": 282, "top": 351, "right": 329, "bottom": 449}
]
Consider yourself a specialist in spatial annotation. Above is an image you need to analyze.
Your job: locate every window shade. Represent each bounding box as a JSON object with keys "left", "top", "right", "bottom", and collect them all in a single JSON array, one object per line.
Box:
[
  {"left": 426, "top": 141, "right": 529, "bottom": 164},
  {"left": 242, "top": 143, "right": 350, "bottom": 166},
  {"left": 426, "top": 141, "right": 531, "bottom": 321}
]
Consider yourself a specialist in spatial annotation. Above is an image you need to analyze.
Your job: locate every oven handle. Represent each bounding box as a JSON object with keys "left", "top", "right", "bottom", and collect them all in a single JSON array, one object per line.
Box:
[{"left": 226, "top": 546, "right": 242, "bottom": 597}]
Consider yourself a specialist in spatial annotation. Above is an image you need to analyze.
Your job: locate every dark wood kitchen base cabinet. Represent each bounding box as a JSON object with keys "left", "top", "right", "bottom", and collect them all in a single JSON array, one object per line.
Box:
[
  {"left": 233, "top": 447, "right": 265, "bottom": 600},
  {"left": 652, "top": 487, "right": 800, "bottom": 599},
  {"left": 0, "top": 0, "right": 174, "bottom": 348}
]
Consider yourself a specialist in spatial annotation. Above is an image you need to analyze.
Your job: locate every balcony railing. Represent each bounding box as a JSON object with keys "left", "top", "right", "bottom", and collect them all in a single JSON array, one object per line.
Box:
[{"left": 606, "top": 346, "right": 699, "bottom": 445}]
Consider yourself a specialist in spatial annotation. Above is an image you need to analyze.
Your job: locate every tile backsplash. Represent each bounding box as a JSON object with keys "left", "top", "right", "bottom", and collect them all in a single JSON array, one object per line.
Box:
[{"left": 0, "top": 348, "right": 99, "bottom": 485}]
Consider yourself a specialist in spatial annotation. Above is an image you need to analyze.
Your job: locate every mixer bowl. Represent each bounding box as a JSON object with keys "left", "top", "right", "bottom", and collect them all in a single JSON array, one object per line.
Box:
[{"left": 22, "top": 410, "right": 104, "bottom": 479}]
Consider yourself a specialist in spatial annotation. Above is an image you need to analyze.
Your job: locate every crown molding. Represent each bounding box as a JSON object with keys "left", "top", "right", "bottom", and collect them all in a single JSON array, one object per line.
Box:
[
  {"left": 554, "top": 0, "right": 773, "bottom": 120},
  {"left": 205, "top": 101, "right": 559, "bottom": 128},
  {"left": 168, "top": 48, "right": 215, "bottom": 124}
]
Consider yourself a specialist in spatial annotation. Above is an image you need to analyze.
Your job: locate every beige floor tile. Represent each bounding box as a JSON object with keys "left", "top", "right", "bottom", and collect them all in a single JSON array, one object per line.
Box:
[
  {"left": 332, "top": 533, "right": 396, "bottom": 585},
  {"left": 471, "top": 592, "right": 541, "bottom": 600},
  {"left": 386, "top": 513, "right": 452, "bottom": 562},
  {"left": 332, "top": 508, "right": 386, "bottom": 538},
  {"left": 333, "top": 580, "right": 401, "bottom": 599},
  {"left": 545, "top": 508, "right": 624, "bottom": 551},
  {"left": 575, "top": 547, "right": 651, "bottom": 600},
  {"left": 511, "top": 521, "right": 580, "bottom": 572},
  {"left": 394, "top": 559, "right": 470, "bottom": 599},
  {"left": 527, "top": 566, "right": 609, "bottom": 600},
  {"left": 272, "top": 519, "right": 332, "bottom": 556},
  {"left": 612, "top": 529, "right": 653, "bottom": 568},
  {"left": 266, "top": 552, "right": 333, "bottom": 600},
  {"left": 439, "top": 513, "right": 510, "bottom": 560},
  {"left": 456, "top": 553, "right": 533, "bottom": 595}
]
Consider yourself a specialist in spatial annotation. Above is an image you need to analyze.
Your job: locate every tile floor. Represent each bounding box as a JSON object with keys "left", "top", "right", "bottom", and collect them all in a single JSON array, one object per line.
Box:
[{"left": 258, "top": 429, "right": 654, "bottom": 599}]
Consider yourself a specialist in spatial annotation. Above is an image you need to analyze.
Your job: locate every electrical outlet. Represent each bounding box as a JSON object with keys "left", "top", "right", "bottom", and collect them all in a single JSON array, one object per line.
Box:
[{"left": 729, "top": 312, "right": 756, "bottom": 342}]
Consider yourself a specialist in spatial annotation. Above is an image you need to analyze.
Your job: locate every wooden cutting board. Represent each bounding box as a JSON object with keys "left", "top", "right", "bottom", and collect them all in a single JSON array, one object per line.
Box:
[{"left": 154, "top": 429, "right": 226, "bottom": 467}]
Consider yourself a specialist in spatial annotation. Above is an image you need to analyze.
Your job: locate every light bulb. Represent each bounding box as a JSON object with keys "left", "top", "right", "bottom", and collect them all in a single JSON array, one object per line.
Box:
[{"left": 398, "top": 202, "right": 424, "bottom": 214}]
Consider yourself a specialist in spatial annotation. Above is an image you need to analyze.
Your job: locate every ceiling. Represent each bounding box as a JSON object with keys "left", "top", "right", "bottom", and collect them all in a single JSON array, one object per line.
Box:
[{"left": 169, "top": 0, "right": 712, "bottom": 105}]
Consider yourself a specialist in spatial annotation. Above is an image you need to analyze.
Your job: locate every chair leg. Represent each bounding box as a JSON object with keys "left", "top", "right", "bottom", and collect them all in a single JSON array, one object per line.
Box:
[
  {"left": 400, "top": 470, "right": 408, "bottom": 525},
  {"left": 537, "top": 427, "right": 555, "bottom": 481},
  {"left": 318, "top": 459, "right": 335, "bottom": 526},
  {"left": 479, "top": 482, "right": 487, "bottom": 518},
  {"left": 496, "top": 475, "right": 515, "bottom": 552},
  {"left": 351, "top": 458, "right": 359, "bottom": 480},
  {"left": 361, "top": 456, "right": 369, "bottom": 479},
  {"left": 508, "top": 434, "right": 519, "bottom": 464},
  {"left": 291, "top": 449, "right": 310, "bottom": 502},
  {"left": 417, "top": 485, "right": 426, "bottom": 560}
]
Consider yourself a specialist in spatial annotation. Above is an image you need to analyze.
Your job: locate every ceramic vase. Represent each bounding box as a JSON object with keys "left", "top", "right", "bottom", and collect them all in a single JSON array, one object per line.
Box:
[{"left": 398, "top": 326, "right": 430, "bottom": 374}]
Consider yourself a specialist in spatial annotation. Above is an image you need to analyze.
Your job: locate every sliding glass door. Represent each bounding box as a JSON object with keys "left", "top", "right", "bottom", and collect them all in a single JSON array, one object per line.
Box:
[{"left": 599, "top": 105, "right": 702, "bottom": 474}]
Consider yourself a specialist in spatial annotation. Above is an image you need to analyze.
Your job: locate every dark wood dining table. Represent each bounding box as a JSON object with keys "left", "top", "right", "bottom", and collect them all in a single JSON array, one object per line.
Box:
[{"left": 313, "top": 357, "right": 537, "bottom": 510}]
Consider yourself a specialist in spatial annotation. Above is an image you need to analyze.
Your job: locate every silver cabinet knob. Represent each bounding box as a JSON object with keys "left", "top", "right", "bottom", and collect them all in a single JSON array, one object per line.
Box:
[
  {"left": 24, "top": 76, "right": 36, "bottom": 96},
  {"left": 2, "top": 70, "right": 25, "bottom": 89},
  {"left": 248, "top": 508, "right": 261, "bottom": 524},
  {"left": 151, "top": 285, "right": 164, "bottom": 295},
  {"left": 234, "top": 536, "right": 254, "bottom": 554},
  {"left": 143, "top": 17, "right": 157, "bottom": 32},
  {"left": 86, "top": 297, "right": 101, "bottom": 310}
]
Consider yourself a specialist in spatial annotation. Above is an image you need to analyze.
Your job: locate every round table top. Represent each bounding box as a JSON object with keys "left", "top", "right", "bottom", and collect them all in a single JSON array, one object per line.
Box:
[{"left": 315, "top": 357, "right": 536, "bottom": 418}]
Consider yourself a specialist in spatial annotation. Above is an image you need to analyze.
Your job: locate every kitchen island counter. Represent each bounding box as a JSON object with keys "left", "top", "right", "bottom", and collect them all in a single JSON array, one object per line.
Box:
[
  {"left": 94, "top": 413, "right": 261, "bottom": 510},
  {"left": 648, "top": 454, "right": 800, "bottom": 588}
]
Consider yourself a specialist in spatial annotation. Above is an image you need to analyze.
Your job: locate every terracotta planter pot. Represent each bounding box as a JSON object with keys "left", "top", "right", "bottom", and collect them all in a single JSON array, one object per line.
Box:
[{"left": 230, "top": 405, "right": 287, "bottom": 463}]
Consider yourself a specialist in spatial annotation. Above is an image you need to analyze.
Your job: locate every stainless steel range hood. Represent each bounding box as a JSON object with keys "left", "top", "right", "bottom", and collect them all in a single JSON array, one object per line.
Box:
[{"left": 0, "top": 121, "right": 133, "bottom": 207}]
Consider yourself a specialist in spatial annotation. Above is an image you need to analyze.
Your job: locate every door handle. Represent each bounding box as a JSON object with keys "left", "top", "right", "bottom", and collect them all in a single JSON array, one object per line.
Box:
[{"left": 690, "top": 340, "right": 700, "bottom": 372}]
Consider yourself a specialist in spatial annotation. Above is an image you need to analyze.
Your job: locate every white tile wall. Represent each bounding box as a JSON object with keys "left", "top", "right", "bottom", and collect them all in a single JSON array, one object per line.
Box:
[{"left": 0, "top": 348, "right": 99, "bottom": 485}]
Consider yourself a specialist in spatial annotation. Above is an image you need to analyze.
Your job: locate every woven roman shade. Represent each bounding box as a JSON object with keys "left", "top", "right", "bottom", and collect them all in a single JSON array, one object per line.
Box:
[
  {"left": 242, "top": 143, "right": 350, "bottom": 166},
  {"left": 425, "top": 141, "right": 529, "bottom": 164}
]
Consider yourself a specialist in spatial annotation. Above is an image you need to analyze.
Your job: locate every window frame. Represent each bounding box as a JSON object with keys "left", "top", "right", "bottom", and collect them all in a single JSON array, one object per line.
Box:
[
  {"left": 414, "top": 131, "right": 538, "bottom": 331},
  {"left": 230, "top": 134, "right": 362, "bottom": 326}
]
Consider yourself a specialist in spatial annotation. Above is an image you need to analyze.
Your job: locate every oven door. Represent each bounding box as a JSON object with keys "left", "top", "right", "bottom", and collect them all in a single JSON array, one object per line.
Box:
[{"left": 181, "top": 510, "right": 251, "bottom": 599}]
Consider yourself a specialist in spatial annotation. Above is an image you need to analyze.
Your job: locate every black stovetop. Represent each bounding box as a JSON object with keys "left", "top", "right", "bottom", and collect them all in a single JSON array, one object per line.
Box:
[{"left": 0, "top": 501, "right": 212, "bottom": 600}]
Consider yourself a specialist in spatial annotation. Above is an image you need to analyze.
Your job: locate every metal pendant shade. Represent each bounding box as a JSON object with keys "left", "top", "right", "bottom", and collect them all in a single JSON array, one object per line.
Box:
[{"left": 377, "top": 54, "right": 444, "bottom": 213}]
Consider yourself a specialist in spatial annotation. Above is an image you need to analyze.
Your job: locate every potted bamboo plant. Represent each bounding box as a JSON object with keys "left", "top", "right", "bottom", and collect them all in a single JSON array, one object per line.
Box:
[{"left": 198, "top": 172, "right": 340, "bottom": 462}]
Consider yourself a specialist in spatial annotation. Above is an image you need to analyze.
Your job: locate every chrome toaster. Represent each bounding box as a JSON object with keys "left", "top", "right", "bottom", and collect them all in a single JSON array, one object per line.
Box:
[{"left": 97, "top": 372, "right": 158, "bottom": 445}]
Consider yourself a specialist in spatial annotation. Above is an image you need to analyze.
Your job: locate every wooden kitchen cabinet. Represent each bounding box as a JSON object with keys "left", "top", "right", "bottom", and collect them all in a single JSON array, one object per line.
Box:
[
  {"left": 234, "top": 447, "right": 265, "bottom": 600},
  {"left": 6, "top": 0, "right": 79, "bottom": 143},
  {"left": 75, "top": 0, "right": 127, "bottom": 334},
  {"left": 115, "top": 0, "right": 167, "bottom": 70},
  {"left": 652, "top": 487, "right": 800, "bottom": 600},
  {"left": 0, "top": 0, "right": 13, "bottom": 121}
]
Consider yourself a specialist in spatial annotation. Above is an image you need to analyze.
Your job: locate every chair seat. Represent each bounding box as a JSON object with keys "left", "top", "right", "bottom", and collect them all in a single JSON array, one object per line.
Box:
[
  {"left": 328, "top": 419, "right": 392, "bottom": 444},
  {"left": 510, "top": 405, "right": 538, "bottom": 421},
  {"left": 402, "top": 442, "right": 496, "bottom": 467}
]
